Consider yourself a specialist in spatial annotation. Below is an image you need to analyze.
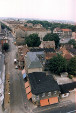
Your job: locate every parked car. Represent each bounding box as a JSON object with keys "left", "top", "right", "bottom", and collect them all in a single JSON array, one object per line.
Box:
[{"left": 15, "top": 66, "right": 18, "bottom": 69}]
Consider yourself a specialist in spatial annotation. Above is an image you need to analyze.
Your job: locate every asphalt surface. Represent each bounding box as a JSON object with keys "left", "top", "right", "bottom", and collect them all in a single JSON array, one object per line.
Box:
[{"left": 6, "top": 35, "right": 26, "bottom": 113}]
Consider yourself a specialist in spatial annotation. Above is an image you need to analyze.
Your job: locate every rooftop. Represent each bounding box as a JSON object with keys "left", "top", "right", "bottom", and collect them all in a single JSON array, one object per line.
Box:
[
  {"left": 25, "top": 51, "right": 45, "bottom": 68},
  {"left": 28, "top": 72, "right": 60, "bottom": 95},
  {"left": 59, "top": 82, "right": 76, "bottom": 94},
  {"left": 30, "top": 48, "right": 55, "bottom": 52},
  {"left": 61, "top": 29, "right": 72, "bottom": 32}
]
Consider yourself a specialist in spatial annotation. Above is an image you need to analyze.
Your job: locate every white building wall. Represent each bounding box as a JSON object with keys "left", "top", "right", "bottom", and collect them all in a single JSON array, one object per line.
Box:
[{"left": 0, "top": 65, "right": 5, "bottom": 105}]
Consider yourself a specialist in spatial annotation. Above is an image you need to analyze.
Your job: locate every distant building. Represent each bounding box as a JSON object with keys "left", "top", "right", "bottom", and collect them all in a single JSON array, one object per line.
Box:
[
  {"left": 33, "top": 24, "right": 43, "bottom": 28},
  {"left": 53, "top": 28, "right": 72, "bottom": 38},
  {"left": 25, "top": 72, "right": 60, "bottom": 106},
  {"left": 0, "top": 53, "right": 5, "bottom": 105},
  {"left": 39, "top": 41, "right": 55, "bottom": 49},
  {"left": 53, "top": 27, "right": 62, "bottom": 38},
  {"left": 71, "top": 32, "right": 76, "bottom": 41},
  {"left": 0, "top": 36, "right": 8, "bottom": 46},
  {"left": 0, "top": 23, "right": 1, "bottom": 33},
  {"left": 56, "top": 47, "right": 73, "bottom": 60},
  {"left": 14, "top": 26, "right": 51, "bottom": 41}
]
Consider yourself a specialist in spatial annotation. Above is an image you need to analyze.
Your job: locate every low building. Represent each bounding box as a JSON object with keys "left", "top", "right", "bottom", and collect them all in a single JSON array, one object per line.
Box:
[
  {"left": 59, "top": 82, "right": 76, "bottom": 98},
  {"left": 0, "top": 36, "right": 8, "bottom": 46},
  {"left": 56, "top": 47, "right": 73, "bottom": 60},
  {"left": 25, "top": 51, "right": 45, "bottom": 73},
  {"left": 25, "top": 72, "right": 60, "bottom": 106},
  {"left": 0, "top": 52, "right": 5, "bottom": 105},
  {"left": 17, "top": 46, "right": 29, "bottom": 69},
  {"left": 15, "top": 26, "right": 51, "bottom": 41},
  {"left": 53, "top": 27, "right": 63, "bottom": 38},
  {"left": 68, "top": 48, "right": 76, "bottom": 56},
  {"left": 39, "top": 41, "right": 55, "bottom": 49},
  {"left": 53, "top": 28, "right": 72, "bottom": 39},
  {"left": 71, "top": 32, "right": 76, "bottom": 41}
]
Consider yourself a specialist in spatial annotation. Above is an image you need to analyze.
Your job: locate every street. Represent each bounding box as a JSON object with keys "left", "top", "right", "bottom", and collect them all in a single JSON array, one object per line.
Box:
[{"left": 5, "top": 35, "right": 26, "bottom": 113}]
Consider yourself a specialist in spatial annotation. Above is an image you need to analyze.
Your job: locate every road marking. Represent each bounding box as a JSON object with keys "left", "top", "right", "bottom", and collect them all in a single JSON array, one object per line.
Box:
[{"left": 67, "top": 110, "right": 76, "bottom": 113}]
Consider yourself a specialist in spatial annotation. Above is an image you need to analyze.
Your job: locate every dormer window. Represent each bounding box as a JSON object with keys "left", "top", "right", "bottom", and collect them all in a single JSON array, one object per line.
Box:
[
  {"left": 42, "top": 93, "right": 45, "bottom": 97},
  {"left": 54, "top": 91, "right": 57, "bottom": 94},
  {"left": 48, "top": 92, "right": 51, "bottom": 96},
  {"left": 36, "top": 95, "right": 39, "bottom": 100}
]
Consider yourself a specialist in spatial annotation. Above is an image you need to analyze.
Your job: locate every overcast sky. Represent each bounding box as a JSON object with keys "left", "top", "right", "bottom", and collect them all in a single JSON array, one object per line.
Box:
[{"left": 0, "top": 0, "right": 76, "bottom": 22}]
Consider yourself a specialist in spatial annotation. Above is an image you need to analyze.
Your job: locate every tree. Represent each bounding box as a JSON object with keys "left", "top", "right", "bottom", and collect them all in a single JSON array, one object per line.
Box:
[
  {"left": 43, "top": 33, "right": 60, "bottom": 48},
  {"left": 2, "top": 43, "right": 9, "bottom": 51},
  {"left": 67, "top": 57, "right": 76, "bottom": 76},
  {"left": 68, "top": 39, "right": 76, "bottom": 49},
  {"left": 48, "top": 54, "right": 67, "bottom": 75},
  {"left": 25, "top": 33, "right": 41, "bottom": 47}
]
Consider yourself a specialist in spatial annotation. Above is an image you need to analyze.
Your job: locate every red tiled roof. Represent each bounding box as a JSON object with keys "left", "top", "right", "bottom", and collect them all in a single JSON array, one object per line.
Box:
[
  {"left": 19, "top": 26, "right": 47, "bottom": 32},
  {"left": 61, "top": 29, "right": 72, "bottom": 32},
  {"left": 64, "top": 54, "right": 72, "bottom": 60},
  {"left": 45, "top": 53, "right": 57, "bottom": 60}
]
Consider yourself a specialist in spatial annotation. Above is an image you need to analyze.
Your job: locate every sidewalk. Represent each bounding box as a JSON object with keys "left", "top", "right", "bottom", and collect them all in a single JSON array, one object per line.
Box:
[{"left": 4, "top": 74, "right": 10, "bottom": 110}]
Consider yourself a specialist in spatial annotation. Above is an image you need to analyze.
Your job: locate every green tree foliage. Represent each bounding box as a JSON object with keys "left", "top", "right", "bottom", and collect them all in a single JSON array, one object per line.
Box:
[
  {"left": 25, "top": 33, "right": 41, "bottom": 47},
  {"left": 68, "top": 39, "right": 76, "bottom": 49},
  {"left": 2, "top": 43, "right": 9, "bottom": 51},
  {"left": 43, "top": 33, "right": 60, "bottom": 48},
  {"left": 49, "top": 54, "right": 67, "bottom": 75},
  {"left": 24, "top": 24, "right": 27, "bottom": 27},
  {"left": 67, "top": 57, "right": 76, "bottom": 76},
  {"left": 1, "top": 22, "right": 12, "bottom": 31},
  {"left": 26, "top": 20, "right": 76, "bottom": 32}
]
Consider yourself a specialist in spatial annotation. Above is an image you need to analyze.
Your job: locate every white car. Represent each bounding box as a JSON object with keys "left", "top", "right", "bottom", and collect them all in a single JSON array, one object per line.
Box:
[{"left": 15, "top": 66, "right": 18, "bottom": 69}]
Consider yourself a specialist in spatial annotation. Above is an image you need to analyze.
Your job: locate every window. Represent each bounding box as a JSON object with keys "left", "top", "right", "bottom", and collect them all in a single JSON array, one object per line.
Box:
[
  {"left": 48, "top": 92, "right": 51, "bottom": 96},
  {"left": 0, "top": 93, "right": 2, "bottom": 97},
  {"left": 42, "top": 93, "right": 45, "bottom": 97},
  {"left": 36, "top": 95, "right": 39, "bottom": 100},
  {"left": 54, "top": 91, "right": 57, "bottom": 94}
]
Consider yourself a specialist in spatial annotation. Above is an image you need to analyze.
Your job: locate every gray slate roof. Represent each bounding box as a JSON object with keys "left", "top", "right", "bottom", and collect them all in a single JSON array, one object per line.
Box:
[
  {"left": 28, "top": 72, "right": 60, "bottom": 95},
  {"left": 25, "top": 51, "right": 45, "bottom": 69}
]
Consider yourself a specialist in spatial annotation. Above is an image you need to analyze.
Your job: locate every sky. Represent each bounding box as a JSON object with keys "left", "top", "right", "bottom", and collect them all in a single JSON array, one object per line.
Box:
[{"left": 0, "top": 0, "right": 76, "bottom": 22}]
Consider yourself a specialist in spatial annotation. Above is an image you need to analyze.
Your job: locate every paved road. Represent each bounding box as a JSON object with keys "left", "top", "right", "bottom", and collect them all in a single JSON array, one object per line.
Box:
[{"left": 6, "top": 35, "right": 26, "bottom": 113}]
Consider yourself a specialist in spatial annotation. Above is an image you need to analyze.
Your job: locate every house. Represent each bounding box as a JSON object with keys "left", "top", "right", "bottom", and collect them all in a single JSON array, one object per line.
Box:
[
  {"left": 59, "top": 82, "right": 76, "bottom": 98},
  {"left": 0, "top": 52, "right": 5, "bottom": 105},
  {"left": 53, "top": 27, "right": 63, "bottom": 38},
  {"left": 56, "top": 47, "right": 73, "bottom": 60},
  {"left": 25, "top": 23, "right": 33, "bottom": 27},
  {"left": 68, "top": 48, "right": 76, "bottom": 56},
  {"left": 17, "top": 46, "right": 29, "bottom": 69},
  {"left": 0, "top": 36, "right": 8, "bottom": 46},
  {"left": 39, "top": 41, "right": 55, "bottom": 49},
  {"left": 33, "top": 24, "right": 43, "bottom": 28},
  {"left": 30, "top": 48, "right": 55, "bottom": 53},
  {"left": 0, "top": 23, "right": 1, "bottom": 33},
  {"left": 71, "top": 32, "right": 76, "bottom": 41},
  {"left": 53, "top": 28, "right": 72, "bottom": 38},
  {"left": 25, "top": 51, "right": 45, "bottom": 73},
  {"left": 61, "top": 29, "right": 72, "bottom": 38},
  {"left": 14, "top": 26, "right": 51, "bottom": 41},
  {"left": 25, "top": 72, "right": 60, "bottom": 106}
]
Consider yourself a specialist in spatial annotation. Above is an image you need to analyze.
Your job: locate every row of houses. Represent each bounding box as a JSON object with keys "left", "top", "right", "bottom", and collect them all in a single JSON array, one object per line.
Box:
[
  {"left": 20, "top": 45, "right": 76, "bottom": 106},
  {"left": 12, "top": 23, "right": 74, "bottom": 42},
  {"left": 0, "top": 23, "right": 6, "bottom": 105},
  {"left": 0, "top": 52, "right": 5, "bottom": 105}
]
